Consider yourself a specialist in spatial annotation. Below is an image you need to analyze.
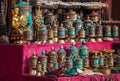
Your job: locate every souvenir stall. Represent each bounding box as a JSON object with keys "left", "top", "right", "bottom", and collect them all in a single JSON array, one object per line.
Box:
[{"left": 0, "top": 0, "right": 120, "bottom": 81}]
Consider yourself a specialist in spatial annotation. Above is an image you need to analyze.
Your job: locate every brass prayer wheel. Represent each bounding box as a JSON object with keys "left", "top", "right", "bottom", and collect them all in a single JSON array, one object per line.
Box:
[
  {"left": 44, "top": 12, "right": 55, "bottom": 25},
  {"left": 29, "top": 52, "right": 38, "bottom": 69},
  {"left": 58, "top": 45, "right": 66, "bottom": 68},
  {"left": 84, "top": 58, "right": 90, "bottom": 68}
]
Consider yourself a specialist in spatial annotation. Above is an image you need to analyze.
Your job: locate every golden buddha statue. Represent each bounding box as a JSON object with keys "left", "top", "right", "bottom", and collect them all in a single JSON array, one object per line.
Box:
[
  {"left": 10, "top": 5, "right": 25, "bottom": 43},
  {"left": 11, "top": 6, "right": 23, "bottom": 35}
]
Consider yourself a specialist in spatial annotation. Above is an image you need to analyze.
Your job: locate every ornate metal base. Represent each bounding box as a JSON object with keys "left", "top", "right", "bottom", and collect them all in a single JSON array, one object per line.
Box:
[
  {"left": 53, "top": 37, "right": 58, "bottom": 43},
  {"left": 36, "top": 72, "right": 42, "bottom": 76},
  {"left": 69, "top": 39, "right": 75, "bottom": 43},
  {"left": 112, "top": 37, "right": 119, "bottom": 41},
  {"left": 34, "top": 41, "right": 41, "bottom": 44},
  {"left": 41, "top": 40, "right": 47, "bottom": 44},
  {"left": 96, "top": 37, "right": 102, "bottom": 42},
  {"left": 103, "top": 37, "right": 113, "bottom": 41},
  {"left": 89, "top": 38, "right": 96, "bottom": 42},
  {"left": 29, "top": 69, "right": 37, "bottom": 75},
  {"left": 48, "top": 39, "right": 54, "bottom": 44},
  {"left": 59, "top": 39, "right": 65, "bottom": 43}
]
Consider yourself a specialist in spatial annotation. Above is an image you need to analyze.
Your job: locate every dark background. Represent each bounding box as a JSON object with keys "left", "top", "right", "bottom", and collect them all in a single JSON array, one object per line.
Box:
[{"left": 112, "top": 0, "right": 120, "bottom": 20}]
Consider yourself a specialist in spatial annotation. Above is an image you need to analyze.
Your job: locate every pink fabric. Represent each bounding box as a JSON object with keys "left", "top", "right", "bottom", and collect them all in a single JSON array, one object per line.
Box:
[
  {"left": 58, "top": 74, "right": 120, "bottom": 81},
  {"left": 0, "top": 41, "right": 120, "bottom": 81},
  {"left": 22, "top": 41, "right": 120, "bottom": 74}
]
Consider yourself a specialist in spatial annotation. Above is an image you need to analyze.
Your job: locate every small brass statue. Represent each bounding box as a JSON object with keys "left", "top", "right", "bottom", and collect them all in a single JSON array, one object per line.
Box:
[
  {"left": 48, "top": 25, "right": 54, "bottom": 44},
  {"left": 35, "top": 6, "right": 43, "bottom": 43}
]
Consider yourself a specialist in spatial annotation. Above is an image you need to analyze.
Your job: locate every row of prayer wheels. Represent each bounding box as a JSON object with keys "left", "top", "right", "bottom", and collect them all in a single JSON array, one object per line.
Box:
[{"left": 28, "top": 41, "right": 119, "bottom": 76}]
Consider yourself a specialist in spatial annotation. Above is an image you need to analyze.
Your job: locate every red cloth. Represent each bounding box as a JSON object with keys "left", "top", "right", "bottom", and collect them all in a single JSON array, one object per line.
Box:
[{"left": 0, "top": 41, "right": 120, "bottom": 81}]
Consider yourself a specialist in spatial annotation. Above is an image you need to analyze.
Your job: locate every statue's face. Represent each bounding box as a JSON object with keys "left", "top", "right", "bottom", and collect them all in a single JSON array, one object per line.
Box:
[{"left": 13, "top": 8, "right": 19, "bottom": 15}]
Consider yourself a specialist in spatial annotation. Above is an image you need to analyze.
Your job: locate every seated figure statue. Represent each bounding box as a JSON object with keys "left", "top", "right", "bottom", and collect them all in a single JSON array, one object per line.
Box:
[
  {"left": 11, "top": 5, "right": 23, "bottom": 36},
  {"left": 10, "top": 4, "right": 27, "bottom": 43}
]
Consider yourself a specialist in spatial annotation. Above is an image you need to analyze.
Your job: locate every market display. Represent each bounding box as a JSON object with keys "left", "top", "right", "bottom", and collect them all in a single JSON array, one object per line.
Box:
[
  {"left": 0, "top": 0, "right": 120, "bottom": 80},
  {"left": 9, "top": 0, "right": 119, "bottom": 44}
]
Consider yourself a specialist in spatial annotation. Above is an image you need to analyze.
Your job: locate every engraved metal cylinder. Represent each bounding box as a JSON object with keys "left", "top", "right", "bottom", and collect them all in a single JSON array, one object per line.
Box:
[
  {"left": 91, "top": 54, "right": 99, "bottom": 67},
  {"left": 89, "top": 25, "right": 95, "bottom": 37},
  {"left": 96, "top": 25, "right": 103, "bottom": 37},
  {"left": 79, "top": 28, "right": 86, "bottom": 38},
  {"left": 104, "top": 25, "right": 111, "bottom": 37},
  {"left": 99, "top": 53, "right": 104, "bottom": 66},
  {"left": 84, "top": 58, "right": 89, "bottom": 68},
  {"left": 108, "top": 54, "right": 114, "bottom": 67},
  {"left": 29, "top": 53, "right": 37, "bottom": 69},
  {"left": 112, "top": 25, "right": 119, "bottom": 37},
  {"left": 58, "top": 49, "right": 66, "bottom": 68},
  {"left": 65, "top": 58, "right": 73, "bottom": 69},
  {"left": 68, "top": 27, "right": 76, "bottom": 38},
  {"left": 58, "top": 26, "right": 66, "bottom": 39},
  {"left": 39, "top": 28, "right": 48, "bottom": 41},
  {"left": 24, "top": 28, "right": 33, "bottom": 41}
]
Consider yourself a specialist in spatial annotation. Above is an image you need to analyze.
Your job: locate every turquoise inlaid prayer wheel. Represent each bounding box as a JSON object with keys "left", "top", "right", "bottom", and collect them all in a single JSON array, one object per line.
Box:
[
  {"left": 79, "top": 28, "right": 86, "bottom": 38},
  {"left": 65, "top": 57, "right": 73, "bottom": 69},
  {"left": 74, "top": 19, "right": 83, "bottom": 35},
  {"left": 69, "top": 43, "right": 79, "bottom": 57},
  {"left": 75, "top": 58, "right": 83, "bottom": 70},
  {"left": 62, "top": 21, "right": 71, "bottom": 29},
  {"left": 79, "top": 40, "right": 89, "bottom": 59},
  {"left": 99, "top": 52, "right": 104, "bottom": 66},
  {"left": 48, "top": 47, "right": 58, "bottom": 63},
  {"left": 58, "top": 46, "right": 66, "bottom": 68},
  {"left": 91, "top": 52, "right": 99, "bottom": 67},
  {"left": 96, "top": 24, "right": 103, "bottom": 37},
  {"left": 68, "top": 26, "right": 76, "bottom": 38},
  {"left": 19, "top": 4, "right": 32, "bottom": 13},
  {"left": 58, "top": 24, "right": 66, "bottom": 39},
  {"left": 38, "top": 50, "right": 47, "bottom": 72},
  {"left": 104, "top": 25, "right": 111, "bottom": 37},
  {"left": 84, "top": 16, "right": 92, "bottom": 35},
  {"left": 89, "top": 25, "right": 96, "bottom": 37},
  {"left": 48, "top": 47, "right": 58, "bottom": 70},
  {"left": 54, "top": 63, "right": 58, "bottom": 69},
  {"left": 39, "top": 28, "right": 48, "bottom": 41},
  {"left": 19, "top": 3, "right": 33, "bottom": 27},
  {"left": 24, "top": 28, "right": 33, "bottom": 41},
  {"left": 16, "top": 1, "right": 27, "bottom": 7},
  {"left": 39, "top": 50, "right": 47, "bottom": 65},
  {"left": 112, "top": 25, "right": 119, "bottom": 37}
]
